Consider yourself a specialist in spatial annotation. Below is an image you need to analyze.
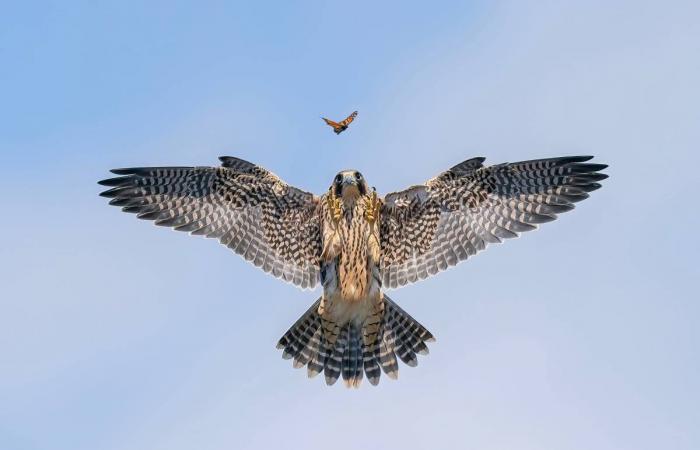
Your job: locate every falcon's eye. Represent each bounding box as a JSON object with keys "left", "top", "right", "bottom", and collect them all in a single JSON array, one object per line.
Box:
[
  {"left": 355, "top": 172, "right": 362, "bottom": 180},
  {"left": 334, "top": 174, "right": 342, "bottom": 184}
]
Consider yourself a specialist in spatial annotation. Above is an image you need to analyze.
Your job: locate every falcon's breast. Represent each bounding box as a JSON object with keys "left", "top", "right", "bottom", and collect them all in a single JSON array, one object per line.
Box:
[{"left": 320, "top": 193, "right": 381, "bottom": 302}]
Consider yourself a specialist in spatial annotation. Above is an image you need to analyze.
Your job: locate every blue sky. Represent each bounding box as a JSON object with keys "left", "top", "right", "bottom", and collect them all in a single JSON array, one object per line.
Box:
[{"left": 1, "top": 1, "right": 699, "bottom": 449}]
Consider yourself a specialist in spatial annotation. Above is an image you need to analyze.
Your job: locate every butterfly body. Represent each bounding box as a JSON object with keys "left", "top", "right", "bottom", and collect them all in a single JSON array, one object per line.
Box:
[{"left": 322, "top": 111, "right": 357, "bottom": 134}]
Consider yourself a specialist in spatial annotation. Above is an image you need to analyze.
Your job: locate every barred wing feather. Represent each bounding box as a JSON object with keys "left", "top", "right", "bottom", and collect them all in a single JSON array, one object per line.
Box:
[
  {"left": 380, "top": 156, "right": 608, "bottom": 288},
  {"left": 99, "top": 156, "right": 322, "bottom": 289}
]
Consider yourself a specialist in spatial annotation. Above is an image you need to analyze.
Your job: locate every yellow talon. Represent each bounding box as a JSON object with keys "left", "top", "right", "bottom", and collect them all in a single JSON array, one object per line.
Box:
[
  {"left": 363, "top": 188, "right": 380, "bottom": 225},
  {"left": 327, "top": 190, "right": 342, "bottom": 223}
]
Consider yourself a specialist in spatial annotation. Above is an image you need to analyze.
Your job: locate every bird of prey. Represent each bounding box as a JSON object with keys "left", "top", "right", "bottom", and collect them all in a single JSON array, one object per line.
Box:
[
  {"left": 99, "top": 155, "right": 607, "bottom": 387},
  {"left": 322, "top": 111, "right": 358, "bottom": 134}
]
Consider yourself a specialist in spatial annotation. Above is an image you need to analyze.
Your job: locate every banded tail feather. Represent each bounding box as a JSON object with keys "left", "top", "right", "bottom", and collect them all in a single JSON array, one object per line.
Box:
[
  {"left": 276, "top": 298, "right": 323, "bottom": 365},
  {"left": 277, "top": 295, "right": 434, "bottom": 387}
]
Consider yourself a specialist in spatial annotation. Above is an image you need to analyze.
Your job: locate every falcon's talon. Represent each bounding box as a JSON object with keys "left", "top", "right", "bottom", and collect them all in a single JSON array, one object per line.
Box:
[
  {"left": 327, "top": 190, "right": 342, "bottom": 223},
  {"left": 363, "top": 189, "right": 381, "bottom": 225}
]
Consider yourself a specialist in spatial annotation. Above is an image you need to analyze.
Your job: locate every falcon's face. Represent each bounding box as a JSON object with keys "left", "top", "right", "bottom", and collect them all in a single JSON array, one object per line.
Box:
[{"left": 332, "top": 170, "right": 368, "bottom": 202}]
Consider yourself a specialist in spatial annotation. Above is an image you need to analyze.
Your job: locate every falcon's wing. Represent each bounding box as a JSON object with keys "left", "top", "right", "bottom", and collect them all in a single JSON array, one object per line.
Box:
[
  {"left": 379, "top": 156, "right": 608, "bottom": 288},
  {"left": 99, "top": 156, "right": 322, "bottom": 289}
]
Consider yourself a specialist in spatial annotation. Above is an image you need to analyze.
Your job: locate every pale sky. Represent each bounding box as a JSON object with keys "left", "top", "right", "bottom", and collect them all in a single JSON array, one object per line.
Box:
[{"left": 1, "top": 1, "right": 699, "bottom": 449}]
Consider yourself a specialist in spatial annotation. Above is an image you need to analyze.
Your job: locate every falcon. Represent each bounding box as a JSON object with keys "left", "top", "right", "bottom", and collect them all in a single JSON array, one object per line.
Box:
[{"left": 99, "top": 155, "right": 607, "bottom": 387}]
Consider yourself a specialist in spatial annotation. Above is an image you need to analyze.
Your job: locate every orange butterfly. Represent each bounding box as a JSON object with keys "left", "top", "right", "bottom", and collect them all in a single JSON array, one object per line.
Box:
[{"left": 322, "top": 111, "right": 358, "bottom": 134}]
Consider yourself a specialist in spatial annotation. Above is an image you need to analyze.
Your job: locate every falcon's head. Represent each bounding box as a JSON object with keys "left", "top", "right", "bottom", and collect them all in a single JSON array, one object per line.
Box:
[{"left": 332, "top": 170, "right": 368, "bottom": 202}]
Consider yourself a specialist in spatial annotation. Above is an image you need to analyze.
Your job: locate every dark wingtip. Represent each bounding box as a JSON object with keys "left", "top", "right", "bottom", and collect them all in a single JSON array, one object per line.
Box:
[
  {"left": 108, "top": 197, "right": 133, "bottom": 206},
  {"left": 580, "top": 183, "right": 603, "bottom": 192},
  {"left": 552, "top": 155, "right": 594, "bottom": 165},
  {"left": 98, "top": 176, "right": 127, "bottom": 187},
  {"left": 110, "top": 168, "right": 138, "bottom": 175},
  {"left": 568, "top": 155, "right": 594, "bottom": 162},
  {"left": 99, "top": 187, "right": 119, "bottom": 198},
  {"left": 576, "top": 163, "right": 608, "bottom": 172}
]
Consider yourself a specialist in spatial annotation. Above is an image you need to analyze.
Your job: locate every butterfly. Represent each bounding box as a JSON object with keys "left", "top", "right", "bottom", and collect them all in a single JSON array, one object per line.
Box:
[{"left": 322, "top": 111, "right": 358, "bottom": 134}]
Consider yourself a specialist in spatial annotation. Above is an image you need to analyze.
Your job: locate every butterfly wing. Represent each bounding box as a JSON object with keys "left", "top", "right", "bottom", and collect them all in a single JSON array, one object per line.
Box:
[
  {"left": 339, "top": 111, "right": 358, "bottom": 127},
  {"left": 322, "top": 117, "right": 341, "bottom": 128},
  {"left": 323, "top": 111, "right": 357, "bottom": 134}
]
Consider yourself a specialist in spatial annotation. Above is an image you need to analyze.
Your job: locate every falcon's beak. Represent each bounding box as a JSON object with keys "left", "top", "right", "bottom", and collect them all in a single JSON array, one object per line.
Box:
[
  {"left": 341, "top": 175, "right": 360, "bottom": 198},
  {"left": 341, "top": 174, "right": 358, "bottom": 186}
]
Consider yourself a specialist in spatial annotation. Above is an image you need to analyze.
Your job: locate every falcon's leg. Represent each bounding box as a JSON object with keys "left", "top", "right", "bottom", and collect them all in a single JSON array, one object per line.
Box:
[{"left": 362, "top": 188, "right": 381, "bottom": 225}]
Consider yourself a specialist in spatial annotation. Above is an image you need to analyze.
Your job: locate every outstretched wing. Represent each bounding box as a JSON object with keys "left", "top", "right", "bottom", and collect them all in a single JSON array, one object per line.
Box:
[
  {"left": 379, "top": 156, "right": 608, "bottom": 288},
  {"left": 99, "top": 156, "right": 322, "bottom": 289},
  {"left": 322, "top": 117, "right": 341, "bottom": 128},
  {"left": 339, "top": 111, "right": 358, "bottom": 127}
]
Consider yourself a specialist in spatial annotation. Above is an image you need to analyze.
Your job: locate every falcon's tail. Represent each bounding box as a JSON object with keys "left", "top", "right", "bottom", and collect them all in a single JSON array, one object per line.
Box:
[{"left": 277, "top": 295, "right": 434, "bottom": 387}]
